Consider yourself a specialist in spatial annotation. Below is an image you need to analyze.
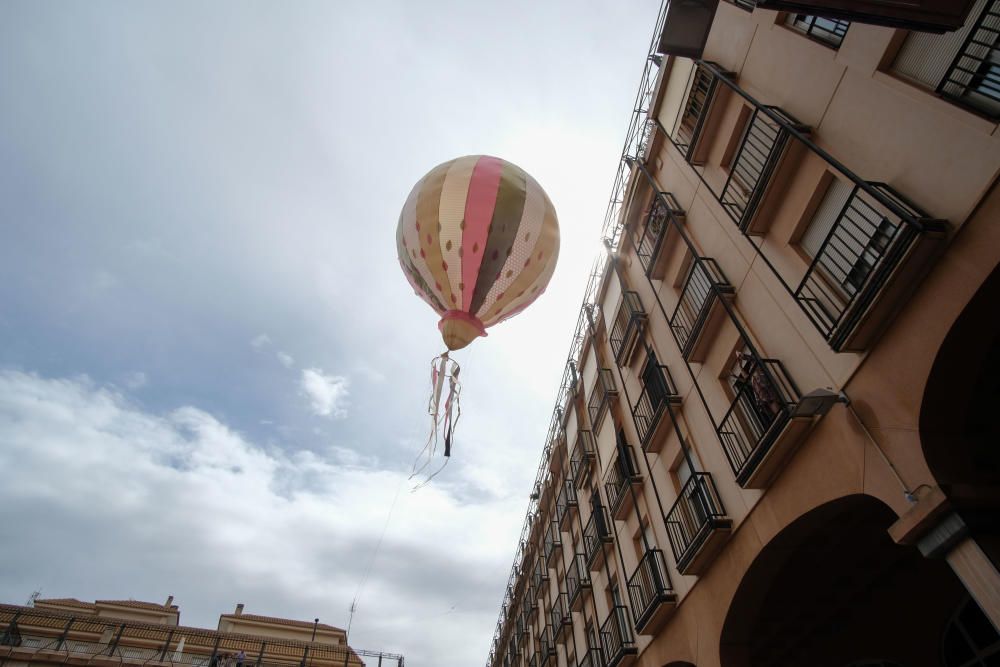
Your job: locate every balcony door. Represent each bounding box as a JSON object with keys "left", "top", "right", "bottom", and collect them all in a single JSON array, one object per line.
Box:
[{"left": 641, "top": 349, "right": 671, "bottom": 412}]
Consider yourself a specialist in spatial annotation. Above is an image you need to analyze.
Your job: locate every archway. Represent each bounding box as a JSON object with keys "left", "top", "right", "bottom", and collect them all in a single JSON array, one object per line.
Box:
[{"left": 719, "top": 495, "right": 973, "bottom": 667}]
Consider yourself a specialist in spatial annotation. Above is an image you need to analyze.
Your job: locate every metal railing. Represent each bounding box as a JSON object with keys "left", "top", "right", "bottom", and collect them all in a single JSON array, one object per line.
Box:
[
  {"left": 604, "top": 444, "right": 641, "bottom": 516},
  {"left": 937, "top": 0, "right": 1000, "bottom": 119},
  {"left": 634, "top": 193, "right": 683, "bottom": 276},
  {"left": 719, "top": 104, "right": 808, "bottom": 231},
  {"left": 556, "top": 479, "right": 578, "bottom": 526},
  {"left": 587, "top": 369, "right": 618, "bottom": 430},
  {"left": 717, "top": 356, "right": 801, "bottom": 481},
  {"left": 544, "top": 520, "right": 562, "bottom": 562},
  {"left": 584, "top": 503, "right": 614, "bottom": 566},
  {"left": 664, "top": 473, "right": 729, "bottom": 568},
  {"left": 550, "top": 593, "right": 571, "bottom": 638},
  {"left": 599, "top": 606, "right": 636, "bottom": 667},
  {"left": 609, "top": 291, "right": 647, "bottom": 364},
  {"left": 626, "top": 549, "right": 674, "bottom": 629},
  {"left": 787, "top": 14, "right": 850, "bottom": 48},
  {"left": 532, "top": 558, "right": 549, "bottom": 590},
  {"left": 537, "top": 625, "right": 557, "bottom": 665},
  {"left": 566, "top": 553, "right": 592, "bottom": 607},
  {"left": 725, "top": 0, "right": 755, "bottom": 11},
  {"left": 632, "top": 362, "right": 680, "bottom": 449},
  {"left": 570, "top": 431, "right": 596, "bottom": 488},
  {"left": 578, "top": 648, "right": 605, "bottom": 667},
  {"left": 670, "top": 257, "right": 733, "bottom": 357}
]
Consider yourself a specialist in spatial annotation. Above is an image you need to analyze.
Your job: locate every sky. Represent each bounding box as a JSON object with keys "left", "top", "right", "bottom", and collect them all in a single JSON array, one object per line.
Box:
[{"left": 0, "top": 2, "right": 656, "bottom": 665}]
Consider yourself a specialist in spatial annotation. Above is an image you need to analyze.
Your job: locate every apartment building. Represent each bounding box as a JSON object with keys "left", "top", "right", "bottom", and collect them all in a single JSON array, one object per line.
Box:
[
  {"left": 487, "top": 2, "right": 1000, "bottom": 667},
  {"left": 0, "top": 598, "right": 401, "bottom": 667}
]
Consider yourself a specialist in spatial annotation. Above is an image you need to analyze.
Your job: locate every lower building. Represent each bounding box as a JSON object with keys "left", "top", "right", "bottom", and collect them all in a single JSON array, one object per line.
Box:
[{"left": 0, "top": 598, "right": 402, "bottom": 667}]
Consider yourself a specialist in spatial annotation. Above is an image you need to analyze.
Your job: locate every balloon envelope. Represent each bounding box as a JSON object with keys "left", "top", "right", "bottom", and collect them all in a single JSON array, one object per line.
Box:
[{"left": 397, "top": 155, "right": 560, "bottom": 350}]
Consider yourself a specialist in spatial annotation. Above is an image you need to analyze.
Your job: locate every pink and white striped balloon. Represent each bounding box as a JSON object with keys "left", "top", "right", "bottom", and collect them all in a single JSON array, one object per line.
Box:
[{"left": 397, "top": 155, "right": 560, "bottom": 350}]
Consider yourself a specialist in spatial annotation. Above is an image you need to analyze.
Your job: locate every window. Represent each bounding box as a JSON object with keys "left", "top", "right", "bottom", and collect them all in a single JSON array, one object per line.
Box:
[
  {"left": 942, "top": 596, "right": 1000, "bottom": 665},
  {"left": 785, "top": 13, "right": 850, "bottom": 48}
]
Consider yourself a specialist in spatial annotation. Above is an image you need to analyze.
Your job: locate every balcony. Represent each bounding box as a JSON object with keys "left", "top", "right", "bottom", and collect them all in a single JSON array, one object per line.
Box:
[
  {"left": 566, "top": 553, "right": 592, "bottom": 611},
  {"left": 718, "top": 355, "right": 816, "bottom": 488},
  {"left": 524, "top": 583, "right": 538, "bottom": 619},
  {"left": 604, "top": 443, "right": 643, "bottom": 520},
  {"left": 665, "top": 472, "right": 733, "bottom": 575},
  {"left": 587, "top": 369, "right": 618, "bottom": 431},
  {"left": 635, "top": 193, "right": 685, "bottom": 280},
  {"left": 578, "top": 648, "right": 605, "bottom": 667},
  {"left": 934, "top": 0, "right": 1000, "bottom": 119},
  {"left": 719, "top": 104, "right": 810, "bottom": 232},
  {"left": 543, "top": 521, "right": 563, "bottom": 565},
  {"left": 668, "top": 62, "right": 733, "bottom": 163},
  {"left": 785, "top": 13, "right": 850, "bottom": 49},
  {"left": 609, "top": 291, "right": 647, "bottom": 365},
  {"left": 627, "top": 549, "right": 676, "bottom": 635},
  {"left": 556, "top": 479, "right": 579, "bottom": 529},
  {"left": 528, "top": 652, "right": 539, "bottom": 667},
  {"left": 584, "top": 503, "right": 614, "bottom": 569},
  {"left": 670, "top": 258, "right": 735, "bottom": 362},
  {"left": 570, "top": 430, "right": 596, "bottom": 489},
  {"left": 537, "top": 625, "right": 557, "bottom": 667},
  {"left": 550, "top": 593, "right": 572, "bottom": 642},
  {"left": 599, "top": 606, "right": 637, "bottom": 667},
  {"left": 532, "top": 559, "right": 548, "bottom": 591},
  {"left": 631, "top": 362, "right": 682, "bottom": 454}
]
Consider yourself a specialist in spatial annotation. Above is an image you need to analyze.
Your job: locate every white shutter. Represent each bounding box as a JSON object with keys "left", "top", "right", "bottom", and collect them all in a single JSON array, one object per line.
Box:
[{"left": 891, "top": 0, "right": 989, "bottom": 88}]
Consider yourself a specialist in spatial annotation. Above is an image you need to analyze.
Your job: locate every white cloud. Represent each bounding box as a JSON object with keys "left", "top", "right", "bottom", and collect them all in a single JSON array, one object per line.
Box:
[
  {"left": 276, "top": 351, "right": 295, "bottom": 368},
  {"left": 250, "top": 334, "right": 271, "bottom": 349},
  {"left": 0, "top": 371, "right": 523, "bottom": 667},
  {"left": 300, "top": 369, "right": 349, "bottom": 419},
  {"left": 123, "top": 371, "right": 148, "bottom": 389}
]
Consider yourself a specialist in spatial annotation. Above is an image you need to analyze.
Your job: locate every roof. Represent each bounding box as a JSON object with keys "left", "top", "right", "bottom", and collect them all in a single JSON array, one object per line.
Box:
[
  {"left": 34, "top": 598, "right": 97, "bottom": 610},
  {"left": 96, "top": 599, "right": 179, "bottom": 611},
  {"left": 220, "top": 613, "right": 344, "bottom": 633}
]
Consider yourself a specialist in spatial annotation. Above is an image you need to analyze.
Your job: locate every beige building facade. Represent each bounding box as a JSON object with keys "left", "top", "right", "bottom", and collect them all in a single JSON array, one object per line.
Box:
[
  {"left": 1, "top": 598, "right": 400, "bottom": 667},
  {"left": 488, "top": 2, "right": 1000, "bottom": 667}
]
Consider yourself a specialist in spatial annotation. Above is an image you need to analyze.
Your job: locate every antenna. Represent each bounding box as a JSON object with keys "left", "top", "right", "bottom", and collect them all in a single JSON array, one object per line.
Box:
[{"left": 26, "top": 590, "right": 41, "bottom": 606}]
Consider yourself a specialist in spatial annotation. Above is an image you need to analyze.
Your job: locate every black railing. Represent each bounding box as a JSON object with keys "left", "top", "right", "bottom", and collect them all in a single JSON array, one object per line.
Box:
[
  {"left": 584, "top": 503, "right": 614, "bottom": 566},
  {"left": 604, "top": 444, "right": 641, "bottom": 516},
  {"left": 717, "top": 356, "right": 801, "bottom": 482},
  {"left": 635, "top": 192, "right": 684, "bottom": 277},
  {"left": 787, "top": 14, "right": 850, "bottom": 48},
  {"left": 550, "top": 593, "right": 571, "bottom": 637},
  {"left": 632, "top": 363, "right": 680, "bottom": 449},
  {"left": 937, "top": 0, "right": 1000, "bottom": 119},
  {"left": 532, "top": 559, "right": 549, "bottom": 590},
  {"left": 588, "top": 369, "right": 618, "bottom": 429},
  {"left": 609, "top": 291, "right": 647, "bottom": 364},
  {"left": 670, "top": 258, "right": 733, "bottom": 357},
  {"left": 528, "top": 652, "right": 539, "bottom": 667},
  {"left": 725, "top": 0, "right": 755, "bottom": 11},
  {"left": 720, "top": 105, "right": 808, "bottom": 231},
  {"left": 537, "top": 625, "right": 557, "bottom": 665},
  {"left": 556, "top": 479, "right": 578, "bottom": 526},
  {"left": 671, "top": 63, "right": 717, "bottom": 159},
  {"left": 793, "top": 182, "right": 940, "bottom": 349},
  {"left": 627, "top": 549, "right": 674, "bottom": 629},
  {"left": 567, "top": 553, "right": 591, "bottom": 607},
  {"left": 665, "top": 473, "right": 728, "bottom": 568},
  {"left": 570, "top": 430, "right": 597, "bottom": 488},
  {"left": 578, "top": 648, "right": 605, "bottom": 667},
  {"left": 600, "top": 606, "right": 637, "bottom": 667},
  {"left": 544, "top": 520, "right": 562, "bottom": 562}
]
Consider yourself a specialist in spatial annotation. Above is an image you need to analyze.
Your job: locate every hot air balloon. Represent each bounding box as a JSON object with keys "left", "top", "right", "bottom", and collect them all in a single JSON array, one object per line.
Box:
[{"left": 398, "top": 155, "right": 560, "bottom": 484}]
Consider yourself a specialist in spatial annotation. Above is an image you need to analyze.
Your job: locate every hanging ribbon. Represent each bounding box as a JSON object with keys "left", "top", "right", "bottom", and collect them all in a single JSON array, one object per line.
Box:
[{"left": 410, "top": 352, "right": 461, "bottom": 490}]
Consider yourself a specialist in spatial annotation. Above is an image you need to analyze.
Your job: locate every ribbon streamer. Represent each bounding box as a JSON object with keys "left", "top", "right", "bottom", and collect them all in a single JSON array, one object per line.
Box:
[{"left": 410, "top": 352, "right": 461, "bottom": 490}]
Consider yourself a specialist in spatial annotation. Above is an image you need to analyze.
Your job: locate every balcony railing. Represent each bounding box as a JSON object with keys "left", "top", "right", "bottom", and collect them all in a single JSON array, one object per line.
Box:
[
  {"left": 792, "top": 181, "right": 947, "bottom": 350},
  {"left": 578, "top": 648, "right": 605, "bottom": 667},
  {"left": 604, "top": 443, "right": 642, "bottom": 519},
  {"left": 532, "top": 559, "right": 549, "bottom": 590},
  {"left": 588, "top": 368, "right": 618, "bottom": 430},
  {"left": 584, "top": 503, "right": 614, "bottom": 568},
  {"left": 670, "top": 258, "right": 734, "bottom": 361},
  {"left": 556, "top": 479, "right": 579, "bottom": 527},
  {"left": 670, "top": 63, "right": 718, "bottom": 160},
  {"left": 544, "top": 520, "right": 563, "bottom": 564},
  {"left": 570, "top": 430, "right": 597, "bottom": 489},
  {"left": 786, "top": 14, "right": 850, "bottom": 49},
  {"left": 566, "top": 553, "right": 592, "bottom": 609},
  {"left": 600, "top": 606, "right": 637, "bottom": 667},
  {"left": 609, "top": 291, "right": 647, "bottom": 365},
  {"left": 635, "top": 194, "right": 683, "bottom": 280},
  {"left": 936, "top": 0, "right": 1000, "bottom": 120},
  {"left": 632, "top": 362, "right": 681, "bottom": 452},
  {"left": 550, "top": 593, "right": 571, "bottom": 640},
  {"left": 725, "top": 0, "right": 755, "bottom": 11},
  {"left": 719, "top": 104, "right": 809, "bottom": 231},
  {"left": 717, "top": 356, "right": 802, "bottom": 486},
  {"left": 626, "top": 549, "right": 676, "bottom": 633},
  {"left": 537, "top": 625, "right": 557, "bottom": 666},
  {"left": 665, "top": 472, "right": 732, "bottom": 575},
  {"left": 528, "top": 652, "right": 539, "bottom": 667}
]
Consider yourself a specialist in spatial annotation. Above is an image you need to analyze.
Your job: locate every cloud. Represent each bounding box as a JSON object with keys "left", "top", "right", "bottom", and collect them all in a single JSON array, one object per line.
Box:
[
  {"left": 0, "top": 370, "right": 522, "bottom": 666},
  {"left": 123, "top": 371, "right": 148, "bottom": 389},
  {"left": 250, "top": 334, "right": 271, "bottom": 349},
  {"left": 300, "top": 369, "right": 349, "bottom": 419},
  {"left": 276, "top": 351, "right": 295, "bottom": 368}
]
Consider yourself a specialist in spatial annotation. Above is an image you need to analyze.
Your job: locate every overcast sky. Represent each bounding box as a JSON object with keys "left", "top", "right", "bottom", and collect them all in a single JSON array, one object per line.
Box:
[{"left": 0, "top": 2, "right": 655, "bottom": 665}]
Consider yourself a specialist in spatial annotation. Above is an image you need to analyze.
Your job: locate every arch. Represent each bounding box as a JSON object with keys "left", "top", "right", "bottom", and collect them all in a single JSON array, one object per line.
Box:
[
  {"left": 920, "top": 259, "right": 1000, "bottom": 485},
  {"left": 720, "top": 494, "right": 967, "bottom": 667}
]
